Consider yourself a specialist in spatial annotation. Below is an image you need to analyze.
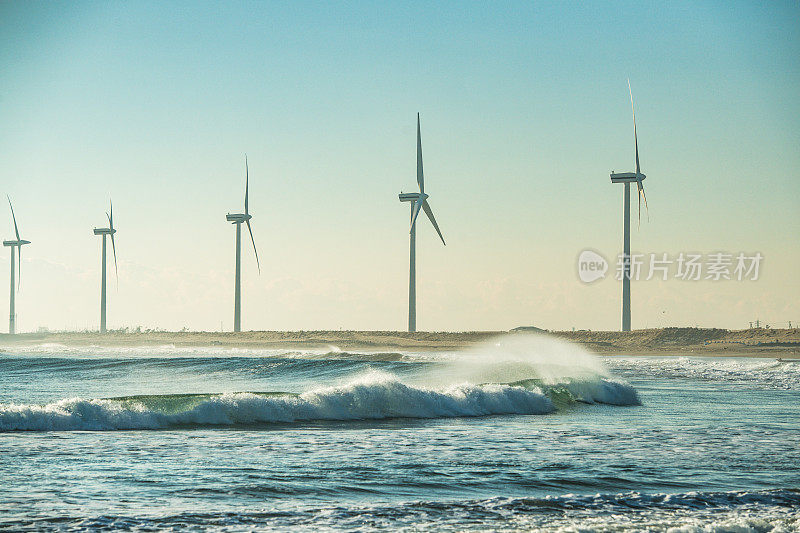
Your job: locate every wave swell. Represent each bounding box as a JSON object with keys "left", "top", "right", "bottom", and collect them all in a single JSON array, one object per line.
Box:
[{"left": 0, "top": 374, "right": 557, "bottom": 432}]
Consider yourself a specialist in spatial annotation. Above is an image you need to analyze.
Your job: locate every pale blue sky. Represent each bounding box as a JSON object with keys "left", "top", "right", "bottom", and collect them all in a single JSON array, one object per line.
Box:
[{"left": 1, "top": 1, "right": 798, "bottom": 332}]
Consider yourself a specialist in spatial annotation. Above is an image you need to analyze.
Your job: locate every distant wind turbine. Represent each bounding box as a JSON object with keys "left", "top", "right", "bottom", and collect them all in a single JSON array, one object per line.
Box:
[
  {"left": 610, "top": 80, "right": 650, "bottom": 332},
  {"left": 226, "top": 155, "right": 260, "bottom": 333},
  {"left": 3, "top": 197, "right": 31, "bottom": 334},
  {"left": 93, "top": 199, "right": 118, "bottom": 333},
  {"left": 398, "top": 114, "right": 446, "bottom": 333}
]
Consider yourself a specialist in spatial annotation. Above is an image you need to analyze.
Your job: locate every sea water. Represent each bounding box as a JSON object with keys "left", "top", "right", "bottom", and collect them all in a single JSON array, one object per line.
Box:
[{"left": 1, "top": 335, "right": 798, "bottom": 531}]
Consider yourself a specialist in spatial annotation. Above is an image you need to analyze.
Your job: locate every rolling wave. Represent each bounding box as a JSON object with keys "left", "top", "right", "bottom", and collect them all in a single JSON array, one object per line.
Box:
[
  {"left": 0, "top": 368, "right": 639, "bottom": 432},
  {"left": 0, "top": 373, "right": 557, "bottom": 431},
  {"left": 0, "top": 354, "right": 419, "bottom": 377},
  {"left": 1, "top": 334, "right": 642, "bottom": 431}
]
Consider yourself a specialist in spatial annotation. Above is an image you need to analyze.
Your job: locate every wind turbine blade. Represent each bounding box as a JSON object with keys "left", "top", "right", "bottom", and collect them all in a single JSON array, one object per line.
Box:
[
  {"left": 111, "top": 234, "right": 119, "bottom": 288},
  {"left": 410, "top": 198, "right": 424, "bottom": 232},
  {"left": 7, "top": 196, "right": 20, "bottom": 241},
  {"left": 17, "top": 246, "right": 21, "bottom": 291},
  {"left": 639, "top": 181, "right": 649, "bottom": 223},
  {"left": 244, "top": 154, "right": 249, "bottom": 215},
  {"left": 416, "top": 113, "right": 424, "bottom": 194},
  {"left": 628, "top": 79, "right": 640, "bottom": 175},
  {"left": 108, "top": 213, "right": 119, "bottom": 287},
  {"left": 637, "top": 181, "right": 642, "bottom": 229},
  {"left": 109, "top": 199, "right": 114, "bottom": 230},
  {"left": 245, "top": 219, "right": 260, "bottom": 274},
  {"left": 422, "top": 200, "right": 445, "bottom": 245}
]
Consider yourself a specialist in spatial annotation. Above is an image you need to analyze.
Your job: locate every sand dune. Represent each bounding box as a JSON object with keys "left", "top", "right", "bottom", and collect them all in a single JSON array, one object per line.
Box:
[{"left": 0, "top": 327, "right": 797, "bottom": 357}]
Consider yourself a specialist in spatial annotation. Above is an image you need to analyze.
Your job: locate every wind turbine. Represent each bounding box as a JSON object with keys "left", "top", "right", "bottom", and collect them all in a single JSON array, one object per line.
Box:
[
  {"left": 93, "top": 199, "right": 118, "bottom": 333},
  {"left": 610, "top": 80, "right": 649, "bottom": 332},
  {"left": 3, "top": 197, "right": 31, "bottom": 334},
  {"left": 398, "top": 114, "right": 446, "bottom": 333},
  {"left": 226, "top": 155, "right": 260, "bottom": 333}
]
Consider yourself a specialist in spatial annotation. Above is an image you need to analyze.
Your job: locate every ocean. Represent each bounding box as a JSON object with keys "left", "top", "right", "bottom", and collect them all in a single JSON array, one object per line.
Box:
[{"left": 1, "top": 334, "right": 798, "bottom": 531}]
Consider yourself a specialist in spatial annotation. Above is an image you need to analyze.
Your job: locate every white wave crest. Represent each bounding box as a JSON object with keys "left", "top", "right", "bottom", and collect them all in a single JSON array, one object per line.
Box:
[
  {"left": 417, "top": 333, "right": 640, "bottom": 406},
  {"left": 0, "top": 373, "right": 555, "bottom": 432}
]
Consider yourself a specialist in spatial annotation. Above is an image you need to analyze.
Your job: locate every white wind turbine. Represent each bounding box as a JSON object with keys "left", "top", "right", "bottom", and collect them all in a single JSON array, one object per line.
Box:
[
  {"left": 93, "top": 199, "right": 118, "bottom": 333},
  {"left": 610, "top": 80, "right": 649, "bottom": 332},
  {"left": 3, "top": 197, "right": 31, "bottom": 334},
  {"left": 225, "top": 155, "right": 260, "bottom": 333},
  {"left": 398, "top": 114, "right": 446, "bottom": 333}
]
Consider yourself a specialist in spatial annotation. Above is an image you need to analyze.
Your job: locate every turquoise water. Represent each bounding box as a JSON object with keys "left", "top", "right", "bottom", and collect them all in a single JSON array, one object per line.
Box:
[{"left": 1, "top": 335, "right": 798, "bottom": 531}]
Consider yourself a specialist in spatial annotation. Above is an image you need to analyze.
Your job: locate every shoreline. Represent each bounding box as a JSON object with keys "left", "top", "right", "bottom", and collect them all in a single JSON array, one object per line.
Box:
[{"left": 0, "top": 327, "right": 797, "bottom": 358}]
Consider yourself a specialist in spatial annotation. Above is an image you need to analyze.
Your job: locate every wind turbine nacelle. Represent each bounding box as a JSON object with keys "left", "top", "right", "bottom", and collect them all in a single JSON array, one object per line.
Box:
[
  {"left": 93, "top": 228, "right": 115, "bottom": 235},
  {"left": 226, "top": 213, "right": 251, "bottom": 223},
  {"left": 610, "top": 172, "right": 646, "bottom": 184},
  {"left": 3, "top": 240, "right": 18, "bottom": 247},
  {"left": 399, "top": 192, "right": 426, "bottom": 203}
]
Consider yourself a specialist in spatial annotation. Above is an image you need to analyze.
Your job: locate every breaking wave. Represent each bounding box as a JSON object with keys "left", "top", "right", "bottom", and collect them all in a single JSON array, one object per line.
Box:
[
  {"left": 1, "top": 333, "right": 641, "bottom": 431},
  {"left": 0, "top": 368, "right": 639, "bottom": 432},
  {"left": 0, "top": 373, "right": 558, "bottom": 431}
]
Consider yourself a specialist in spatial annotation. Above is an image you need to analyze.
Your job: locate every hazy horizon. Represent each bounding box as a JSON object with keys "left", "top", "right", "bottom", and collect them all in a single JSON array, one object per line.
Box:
[{"left": 1, "top": 1, "right": 798, "bottom": 333}]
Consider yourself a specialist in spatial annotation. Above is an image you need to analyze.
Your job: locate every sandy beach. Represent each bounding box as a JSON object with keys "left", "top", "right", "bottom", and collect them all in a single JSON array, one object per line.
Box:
[{"left": 1, "top": 327, "right": 797, "bottom": 358}]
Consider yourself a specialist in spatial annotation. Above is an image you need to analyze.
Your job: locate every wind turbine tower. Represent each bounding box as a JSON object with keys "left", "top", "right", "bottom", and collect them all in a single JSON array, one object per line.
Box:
[
  {"left": 93, "top": 200, "right": 118, "bottom": 333},
  {"left": 226, "top": 155, "right": 260, "bottom": 333},
  {"left": 610, "top": 81, "right": 649, "bottom": 332},
  {"left": 398, "top": 114, "right": 446, "bottom": 333},
  {"left": 3, "top": 198, "right": 31, "bottom": 334}
]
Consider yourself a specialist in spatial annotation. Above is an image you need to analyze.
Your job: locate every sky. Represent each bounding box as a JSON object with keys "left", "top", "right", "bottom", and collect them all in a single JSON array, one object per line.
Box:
[{"left": 0, "top": 0, "right": 798, "bottom": 332}]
